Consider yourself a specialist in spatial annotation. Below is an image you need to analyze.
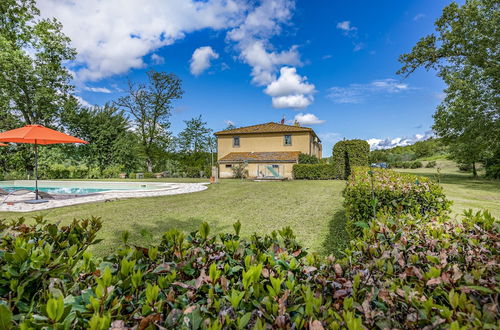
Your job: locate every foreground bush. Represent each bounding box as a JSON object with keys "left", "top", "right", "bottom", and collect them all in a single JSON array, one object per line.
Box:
[
  {"left": 293, "top": 164, "right": 340, "bottom": 180},
  {"left": 344, "top": 167, "right": 451, "bottom": 237},
  {"left": 0, "top": 211, "right": 498, "bottom": 329}
]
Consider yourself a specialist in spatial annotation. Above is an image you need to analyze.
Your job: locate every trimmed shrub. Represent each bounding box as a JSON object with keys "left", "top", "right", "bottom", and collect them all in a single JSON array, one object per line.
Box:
[
  {"left": 332, "top": 139, "right": 370, "bottom": 179},
  {"left": 426, "top": 160, "right": 437, "bottom": 168},
  {"left": 389, "top": 160, "right": 423, "bottom": 169},
  {"left": 298, "top": 153, "right": 319, "bottom": 164},
  {"left": 293, "top": 164, "right": 340, "bottom": 179},
  {"left": 343, "top": 167, "right": 451, "bottom": 237},
  {"left": 0, "top": 211, "right": 497, "bottom": 329}
]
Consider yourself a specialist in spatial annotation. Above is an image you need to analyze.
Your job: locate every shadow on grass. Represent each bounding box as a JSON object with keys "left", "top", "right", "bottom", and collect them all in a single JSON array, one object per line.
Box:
[{"left": 320, "top": 209, "right": 350, "bottom": 258}]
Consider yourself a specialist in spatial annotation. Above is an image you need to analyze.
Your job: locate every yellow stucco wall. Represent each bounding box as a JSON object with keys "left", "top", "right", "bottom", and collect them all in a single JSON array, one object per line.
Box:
[
  {"left": 217, "top": 132, "right": 322, "bottom": 160},
  {"left": 219, "top": 163, "right": 295, "bottom": 179}
]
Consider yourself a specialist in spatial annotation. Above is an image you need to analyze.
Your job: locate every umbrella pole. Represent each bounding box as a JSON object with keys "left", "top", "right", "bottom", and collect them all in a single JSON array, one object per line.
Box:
[{"left": 35, "top": 141, "right": 39, "bottom": 200}]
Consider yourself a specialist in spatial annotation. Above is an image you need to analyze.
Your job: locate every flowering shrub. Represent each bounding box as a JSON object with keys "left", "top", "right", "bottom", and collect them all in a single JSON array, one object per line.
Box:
[
  {"left": 1, "top": 211, "right": 497, "bottom": 329},
  {"left": 343, "top": 167, "right": 451, "bottom": 237}
]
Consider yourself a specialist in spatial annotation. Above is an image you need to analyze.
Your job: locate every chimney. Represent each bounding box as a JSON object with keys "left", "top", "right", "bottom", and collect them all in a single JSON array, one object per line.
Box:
[
  {"left": 280, "top": 116, "right": 285, "bottom": 124},
  {"left": 294, "top": 120, "right": 300, "bottom": 127}
]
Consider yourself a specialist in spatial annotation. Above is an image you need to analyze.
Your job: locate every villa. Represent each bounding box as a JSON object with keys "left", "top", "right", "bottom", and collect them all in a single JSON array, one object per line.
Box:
[{"left": 214, "top": 122, "right": 322, "bottom": 179}]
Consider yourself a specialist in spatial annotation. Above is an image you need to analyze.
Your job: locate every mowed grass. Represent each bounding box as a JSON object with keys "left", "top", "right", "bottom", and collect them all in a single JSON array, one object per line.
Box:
[
  {"left": 0, "top": 160, "right": 498, "bottom": 257},
  {"left": 396, "top": 159, "right": 500, "bottom": 218},
  {"left": 0, "top": 179, "right": 347, "bottom": 256}
]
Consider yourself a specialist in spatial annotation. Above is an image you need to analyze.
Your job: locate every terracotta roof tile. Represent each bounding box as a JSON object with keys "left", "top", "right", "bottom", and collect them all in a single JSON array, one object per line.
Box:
[
  {"left": 219, "top": 151, "right": 300, "bottom": 163},
  {"left": 215, "top": 122, "right": 313, "bottom": 135}
]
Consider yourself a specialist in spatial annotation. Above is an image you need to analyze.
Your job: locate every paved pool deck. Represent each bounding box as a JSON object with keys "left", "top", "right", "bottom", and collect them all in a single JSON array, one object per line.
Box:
[{"left": 0, "top": 182, "right": 209, "bottom": 212}]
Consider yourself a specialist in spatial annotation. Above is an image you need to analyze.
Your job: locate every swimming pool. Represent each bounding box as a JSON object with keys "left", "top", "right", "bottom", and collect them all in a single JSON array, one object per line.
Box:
[{"left": 0, "top": 180, "right": 175, "bottom": 195}]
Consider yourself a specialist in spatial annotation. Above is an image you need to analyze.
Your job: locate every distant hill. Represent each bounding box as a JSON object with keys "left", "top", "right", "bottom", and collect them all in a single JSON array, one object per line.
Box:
[{"left": 369, "top": 138, "right": 448, "bottom": 163}]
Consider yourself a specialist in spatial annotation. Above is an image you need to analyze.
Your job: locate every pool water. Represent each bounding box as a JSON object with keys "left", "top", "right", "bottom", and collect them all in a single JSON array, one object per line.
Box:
[{"left": 0, "top": 186, "right": 117, "bottom": 195}]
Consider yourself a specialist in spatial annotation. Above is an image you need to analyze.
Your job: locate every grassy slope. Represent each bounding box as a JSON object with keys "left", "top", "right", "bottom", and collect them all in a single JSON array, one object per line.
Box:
[
  {"left": 0, "top": 179, "right": 347, "bottom": 256},
  {"left": 396, "top": 159, "right": 500, "bottom": 217}
]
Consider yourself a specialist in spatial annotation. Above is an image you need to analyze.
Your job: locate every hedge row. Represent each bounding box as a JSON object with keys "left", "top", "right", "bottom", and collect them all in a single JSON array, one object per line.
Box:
[
  {"left": 389, "top": 160, "right": 423, "bottom": 169},
  {"left": 1, "top": 211, "right": 498, "bottom": 329},
  {"left": 343, "top": 167, "right": 452, "bottom": 237},
  {"left": 332, "top": 139, "right": 370, "bottom": 179},
  {"left": 292, "top": 164, "right": 340, "bottom": 180}
]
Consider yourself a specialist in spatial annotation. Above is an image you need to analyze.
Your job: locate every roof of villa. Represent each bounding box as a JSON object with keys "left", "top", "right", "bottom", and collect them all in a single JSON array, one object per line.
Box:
[
  {"left": 218, "top": 151, "right": 301, "bottom": 163},
  {"left": 214, "top": 122, "right": 320, "bottom": 140}
]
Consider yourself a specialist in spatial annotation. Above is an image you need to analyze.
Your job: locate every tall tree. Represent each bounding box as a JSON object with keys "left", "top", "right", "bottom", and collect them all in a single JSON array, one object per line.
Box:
[
  {"left": 0, "top": 0, "right": 76, "bottom": 127},
  {"left": 398, "top": 0, "right": 499, "bottom": 177},
  {"left": 177, "top": 115, "right": 213, "bottom": 153},
  {"left": 62, "top": 102, "right": 141, "bottom": 173},
  {"left": 115, "top": 71, "right": 183, "bottom": 172}
]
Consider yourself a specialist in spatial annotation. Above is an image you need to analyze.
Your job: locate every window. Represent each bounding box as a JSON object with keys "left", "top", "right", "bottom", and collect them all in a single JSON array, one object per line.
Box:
[
  {"left": 272, "top": 164, "right": 279, "bottom": 168},
  {"left": 225, "top": 164, "right": 232, "bottom": 168},
  {"left": 233, "top": 136, "right": 240, "bottom": 147},
  {"left": 284, "top": 135, "right": 292, "bottom": 146}
]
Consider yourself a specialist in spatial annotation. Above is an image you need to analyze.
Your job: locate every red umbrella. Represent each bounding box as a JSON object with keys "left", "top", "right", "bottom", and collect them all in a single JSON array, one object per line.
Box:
[{"left": 0, "top": 125, "right": 87, "bottom": 203}]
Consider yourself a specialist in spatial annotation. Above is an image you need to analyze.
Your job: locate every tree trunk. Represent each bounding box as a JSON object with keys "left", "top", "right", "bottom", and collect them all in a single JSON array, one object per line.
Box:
[
  {"left": 146, "top": 158, "right": 153, "bottom": 173},
  {"left": 472, "top": 161, "right": 477, "bottom": 178}
]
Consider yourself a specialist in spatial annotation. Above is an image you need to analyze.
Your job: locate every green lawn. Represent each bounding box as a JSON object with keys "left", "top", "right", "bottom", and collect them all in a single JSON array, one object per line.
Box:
[
  {"left": 0, "top": 179, "right": 347, "bottom": 256},
  {"left": 0, "top": 161, "right": 498, "bottom": 257},
  {"left": 396, "top": 159, "right": 500, "bottom": 218}
]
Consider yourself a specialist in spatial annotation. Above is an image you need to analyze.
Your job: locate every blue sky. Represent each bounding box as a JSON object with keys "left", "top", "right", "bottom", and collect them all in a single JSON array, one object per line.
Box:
[{"left": 39, "top": 0, "right": 454, "bottom": 155}]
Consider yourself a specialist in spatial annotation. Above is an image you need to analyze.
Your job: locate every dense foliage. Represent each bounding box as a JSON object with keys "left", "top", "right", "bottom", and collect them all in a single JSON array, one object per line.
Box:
[
  {"left": 298, "top": 153, "right": 319, "bottom": 164},
  {"left": 389, "top": 161, "right": 423, "bottom": 169},
  {"left": 0, "top": 1, "right": 216, "bottom": 180},
  {"left": 1, "top": 210, "right": 498, "bottom": 329},
  {"left": 399, "top": 0, "right": 499, "bottom": 178},
  {"left": 369, "top": 138, "right": 447, "bottom": 164},
  {"left": 332, "top": 140, "right": 370, "bottom": 179},
  {"left": 343, "top": 167, "right": 451, "bottom": 237},
  {"left": 293, "top": 164, "right": 339, "bottom": 180}
]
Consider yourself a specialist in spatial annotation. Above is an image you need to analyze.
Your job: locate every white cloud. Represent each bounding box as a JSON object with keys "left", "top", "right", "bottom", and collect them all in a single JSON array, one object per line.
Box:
[
  {"left": 293, "top": 113, "right": 324, "bottom": 125},
  {"left": 368, "top": 130, "right": 434, "bottom": 150},
  {"left": 328, "top": 78, "right": 410, "bottom": 104},
  {"left": 272, "top": 94, "right": 313, "bottom": 109},
  {"left": 226, "top": 0, "right": 301, "bottom": 86},
  {"left": 264, "top": 67, "right": 315, "bottom": 109},
  {"left": 336, "top": 21, "right": 356, "bottom": 32},
  {"left": 190, "top": 46, "right": 220, "bottom": 76},
  {"left": 264, "top": 67, "right": 315, "bottom": 97},
  {"left": 151, "top": 53, "right": 165, "bottom": 65},
  {"left": 84, "top": 86, "right": 112, "bottom": 93},
  {"left": 413, "top": 13, "right": 426, "bottom": 21},
  {"left": 38, "top": 0, "right": 309, "bottom": 106},
  {"left": 38, "top": 0, "right": 246, "bottom": 81},
  {"left": 74, "top": 95, "right": 91, "bottom": 107}
]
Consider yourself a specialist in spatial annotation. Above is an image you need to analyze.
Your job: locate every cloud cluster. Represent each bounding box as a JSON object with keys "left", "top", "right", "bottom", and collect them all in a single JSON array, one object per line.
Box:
[
  {"left": 190, "top": 46, "right": 220, "bottom": 76},
  {"left": 367, "top": 130, "right": 434, "bottom": 150},
  {"left": 38, "top": 0, "right": 246, "bottom": 81},
  {"left": 328, "top": 78, "right": 410, "bottom": 104},
  {"left": 84, "top": 86, "right": 112, "bottom": 93},
  {"left": 39, "top": 0, "right": 316, "bottom": 109},
  {"left": 264, "top": 67, "right": 315, "bottom": 109},
  {"left": 293, "top": 113, "right": 324, "bottom": 125}
]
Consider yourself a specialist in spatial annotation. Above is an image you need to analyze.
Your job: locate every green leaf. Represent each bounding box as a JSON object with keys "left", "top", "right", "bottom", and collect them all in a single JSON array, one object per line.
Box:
[{"left": 0, "top": 304, "right": 13, "bottom": 329}]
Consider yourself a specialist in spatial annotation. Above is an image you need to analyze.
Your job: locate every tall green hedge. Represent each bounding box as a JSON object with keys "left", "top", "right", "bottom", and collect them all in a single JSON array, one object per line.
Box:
[
  {"left": 332, "top": 139, "right": 370, "bottom": 179},
  {"left": 292, "top": 164, "right": 340, "bottom": 179},
  {"left": 343, "top": 167, "right": 452, "bottom": 237}
]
